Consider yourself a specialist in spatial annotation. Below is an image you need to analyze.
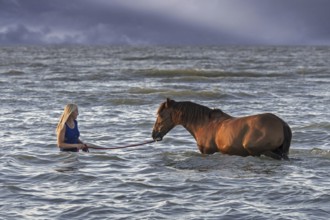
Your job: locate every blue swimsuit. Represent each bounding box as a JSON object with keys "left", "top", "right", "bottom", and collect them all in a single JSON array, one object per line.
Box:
[{"left": 60, "top": 120, "right": 80, "bottom": 152}]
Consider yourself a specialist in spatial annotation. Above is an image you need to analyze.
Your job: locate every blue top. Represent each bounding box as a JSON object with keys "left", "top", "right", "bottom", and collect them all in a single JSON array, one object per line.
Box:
[
  {"left": 65, "top": 120, "right": 80, "bottom": 144},
  {"left": 60, "top": 120, "right": 80, "bottom": 152}
]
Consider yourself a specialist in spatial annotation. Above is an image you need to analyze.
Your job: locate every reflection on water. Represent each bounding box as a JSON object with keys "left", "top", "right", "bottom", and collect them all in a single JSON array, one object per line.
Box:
[{"left": 55, "top": 153, "right": 81, "bottom": 173}]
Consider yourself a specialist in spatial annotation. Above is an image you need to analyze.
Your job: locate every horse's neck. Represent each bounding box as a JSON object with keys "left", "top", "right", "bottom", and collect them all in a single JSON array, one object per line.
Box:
[
  {"left": 181, "top": 120, "right": 204, "bottom": 141},
  {"left": 179, "top": 110, "right": 232, "bottom": 141},
  {"left": 179, "top": 114, "right": 211, "bottom": 140}
]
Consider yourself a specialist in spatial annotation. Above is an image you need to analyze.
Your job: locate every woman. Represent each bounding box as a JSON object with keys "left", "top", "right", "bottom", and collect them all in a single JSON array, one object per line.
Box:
[{"left": 56, "top": 104, "right": 89, "bottom": 152}]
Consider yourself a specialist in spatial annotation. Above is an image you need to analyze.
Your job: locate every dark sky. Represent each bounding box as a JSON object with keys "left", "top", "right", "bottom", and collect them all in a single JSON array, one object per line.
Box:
[{"left": 1, "top": 0, "right": 330, "bottom": 45}]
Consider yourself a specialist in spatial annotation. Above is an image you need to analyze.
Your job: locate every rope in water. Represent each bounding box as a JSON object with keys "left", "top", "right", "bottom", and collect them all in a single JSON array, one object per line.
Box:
[{"left": 87, "top": 139, "right": 156, "bottom": 150}]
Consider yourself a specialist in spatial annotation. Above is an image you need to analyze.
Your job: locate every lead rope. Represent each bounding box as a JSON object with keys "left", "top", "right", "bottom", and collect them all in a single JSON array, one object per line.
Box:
[{"left": 86, "top": 139, "right": 156, "bottom": 150}]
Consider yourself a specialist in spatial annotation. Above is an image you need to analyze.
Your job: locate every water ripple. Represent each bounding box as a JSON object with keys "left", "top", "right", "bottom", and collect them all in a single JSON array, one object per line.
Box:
[{"left": 1, "top": 45, "right": 330, "bottom": 219}]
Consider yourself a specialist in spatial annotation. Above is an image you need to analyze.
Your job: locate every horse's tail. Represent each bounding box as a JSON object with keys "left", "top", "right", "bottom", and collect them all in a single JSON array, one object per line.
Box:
[{"left": 281, "top": 122, "right": 292, "bottom": 160}]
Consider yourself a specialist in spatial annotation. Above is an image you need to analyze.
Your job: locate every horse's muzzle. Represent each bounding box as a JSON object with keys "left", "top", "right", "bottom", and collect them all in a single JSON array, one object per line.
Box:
[{"left": 152, "top": 131, "right": 163, "bottom": 141}]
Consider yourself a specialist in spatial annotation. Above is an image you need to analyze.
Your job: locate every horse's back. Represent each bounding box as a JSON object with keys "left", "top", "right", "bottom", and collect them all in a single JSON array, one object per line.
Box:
[
  {"left": 243, "top": 113, "right": 285, "bottom": 145},
  {"left": 220, "top": 113, "right": 283, "bottom": 133},
  {"left": 215, "top": 113, "right": 286, "bottom": 155}
]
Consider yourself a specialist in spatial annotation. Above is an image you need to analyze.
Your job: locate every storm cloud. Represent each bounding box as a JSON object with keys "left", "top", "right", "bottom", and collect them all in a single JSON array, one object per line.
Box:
[{"left": 1, "top": 0, "right": 330, "bottom": 45}]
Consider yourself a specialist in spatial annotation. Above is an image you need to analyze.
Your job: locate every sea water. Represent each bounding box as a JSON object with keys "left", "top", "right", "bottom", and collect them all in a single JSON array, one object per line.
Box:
[{"left": 0, "top": 45, "right": 329, "bottom": 219}]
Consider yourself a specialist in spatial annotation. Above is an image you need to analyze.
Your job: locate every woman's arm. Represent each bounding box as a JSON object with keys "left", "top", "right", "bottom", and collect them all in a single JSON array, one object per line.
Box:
[{"left": 57, "top": 126, "right": 85, "bottom": 149}]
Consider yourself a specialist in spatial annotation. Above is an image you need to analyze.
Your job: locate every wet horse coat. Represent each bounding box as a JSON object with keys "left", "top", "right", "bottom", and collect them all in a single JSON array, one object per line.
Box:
[{"left": 152, "top": 99, "right": 292, "bottom": 160}]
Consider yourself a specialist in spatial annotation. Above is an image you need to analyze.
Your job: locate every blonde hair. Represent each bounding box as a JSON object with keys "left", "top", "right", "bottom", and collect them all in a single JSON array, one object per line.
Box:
[{"left": 56, "top": 104, "right": 78, "bottom": 136}]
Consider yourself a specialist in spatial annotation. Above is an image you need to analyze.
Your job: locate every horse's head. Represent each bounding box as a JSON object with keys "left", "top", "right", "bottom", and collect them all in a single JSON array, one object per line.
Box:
[{"left": 152, "top": 98, "right": 176, "bottom": 141}]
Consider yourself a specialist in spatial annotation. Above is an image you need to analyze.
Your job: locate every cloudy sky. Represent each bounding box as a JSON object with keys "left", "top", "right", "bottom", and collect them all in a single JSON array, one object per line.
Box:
[{"left": 1, "top": 0, "right": 330, "bottom": 45}]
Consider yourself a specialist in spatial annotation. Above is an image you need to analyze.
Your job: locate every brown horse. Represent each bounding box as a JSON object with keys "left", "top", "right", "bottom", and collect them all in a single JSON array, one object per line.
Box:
[{"left": 152, "top": 98, "right": 292, "bottom": 160}]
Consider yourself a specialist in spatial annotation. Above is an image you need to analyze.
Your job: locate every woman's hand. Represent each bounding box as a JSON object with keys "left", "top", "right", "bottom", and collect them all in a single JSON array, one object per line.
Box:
[
  {"left": 77, "top": 144, "right": 84, "bottom": 149},
  {"left": 78, "top": 143, "right": 89, "bottom": 152}
]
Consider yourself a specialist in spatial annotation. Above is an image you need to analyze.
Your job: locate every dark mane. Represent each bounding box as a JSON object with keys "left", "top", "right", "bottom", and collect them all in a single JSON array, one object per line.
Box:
[{"left": 173, "top": 101, "right": 212, "bottom": 124}]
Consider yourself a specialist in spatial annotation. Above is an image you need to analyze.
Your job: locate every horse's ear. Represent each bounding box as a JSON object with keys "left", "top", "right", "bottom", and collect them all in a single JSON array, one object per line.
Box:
[
  {"left": 165, "top": 98, "right": 174, "bottom": 108},
  {"left": 209, "top": 109, "right": 223, "bottom": 119}
]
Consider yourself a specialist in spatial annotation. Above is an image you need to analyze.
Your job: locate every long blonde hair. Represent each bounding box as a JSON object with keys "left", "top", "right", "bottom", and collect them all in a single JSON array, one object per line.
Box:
[{"left": 56, "top": 104, "right": 78, "bottom": 136}]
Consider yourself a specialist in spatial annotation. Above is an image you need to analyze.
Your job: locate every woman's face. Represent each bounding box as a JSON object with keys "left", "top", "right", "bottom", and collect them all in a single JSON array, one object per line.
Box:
[{"left": 71, "top": 108, "right": 79, "bottom": 120}]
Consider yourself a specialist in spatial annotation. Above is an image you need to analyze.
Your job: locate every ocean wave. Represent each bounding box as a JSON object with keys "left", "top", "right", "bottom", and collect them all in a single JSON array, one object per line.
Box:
[
  {"left": 310, "top": 148, "right": 330, "bottom": 157},
  {"left": 160, "top": 151, "right": 284, "bottom": 173},
  {"left": 127, "top": 87, "right": 258, "bottom": 101},
  {"left": 163, "top": 90, "right": 228, "bottom": 99},
  {"left": 122, "top": 55, "right": 210, "bottom": 61},
  {"left": 160, "top": 148, "right": 330, "bottom": 172},
  {"left": 129, "top": 87, "right": 165, "bottom": 95},
  {"left": 131, "top": 69, "right": 286, "bottom": 78},
  {"left": 122, "top": 55, "right": 182, "bottom": 61},
  {"left": 110, "top": 98, "right": 150, "bottom": 105},
  {"left": 1, "top": 70, "right": 25, "bottom": 75},
  {"left": 298, "top": 122, "right": 330, "bottom": 130},
  {"left": 128, "top": 87, "right": 230, "bottom": 99},
  {"left": 28, "top": 62, "right": 48, "bottom": 68}
]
